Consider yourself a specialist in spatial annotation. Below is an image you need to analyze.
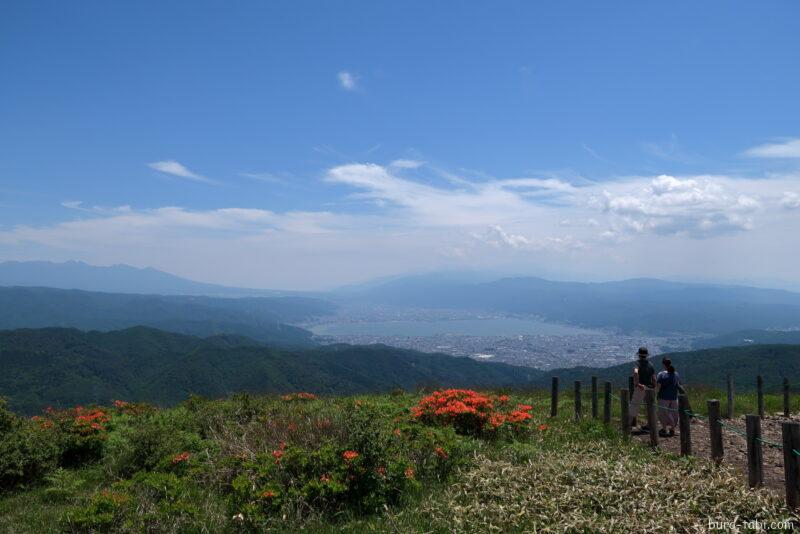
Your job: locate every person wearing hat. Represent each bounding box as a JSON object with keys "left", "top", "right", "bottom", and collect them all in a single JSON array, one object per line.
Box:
[{"left": 628, "top": 347, "right": 656, "bottom": 432}]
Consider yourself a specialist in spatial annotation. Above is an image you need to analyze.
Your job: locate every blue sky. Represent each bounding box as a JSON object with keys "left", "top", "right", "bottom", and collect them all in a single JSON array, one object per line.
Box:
[{"left": 2, "top": 2, "right": 800, "bottom": 289}]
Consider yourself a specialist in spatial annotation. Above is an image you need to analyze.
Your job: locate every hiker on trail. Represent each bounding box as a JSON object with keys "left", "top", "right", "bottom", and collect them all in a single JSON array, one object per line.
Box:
[
  {"left": 629, "top": 347, "right": 656, "bottom": 432},
  {"left": 656, "top": 357, "right": 681, "bottom": 437}
]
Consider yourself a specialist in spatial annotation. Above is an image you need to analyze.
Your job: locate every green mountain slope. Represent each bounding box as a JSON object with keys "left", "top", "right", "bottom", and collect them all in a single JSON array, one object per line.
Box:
[
  {"left": 693, "top": 329, "right": 800, "bottom": 349},
  {"left": 537, "top": 344, "right": 800, "bottom": 392},
  {"left": 0, "top": 286, "right": 335, "bottom": 346},
  {"left": 0, "top": 327, "right": 541, "bottom": 414}
]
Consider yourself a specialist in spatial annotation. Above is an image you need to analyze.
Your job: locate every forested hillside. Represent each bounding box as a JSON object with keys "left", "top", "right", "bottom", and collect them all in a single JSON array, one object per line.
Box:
[
  {"left": 0, "top": 327, "right": 540, "bottom": 414},
  {"left": 0, "top": 286, "right": 335, "bottom": 346},
  {"left": 539, "top": 344, "right": 800, "bottom": 391}
]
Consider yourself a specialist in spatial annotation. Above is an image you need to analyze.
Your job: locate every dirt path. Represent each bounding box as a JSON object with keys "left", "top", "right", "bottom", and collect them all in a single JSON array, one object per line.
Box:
[{"left": 633, "top": 413, "right": 798, "bottom": 493}]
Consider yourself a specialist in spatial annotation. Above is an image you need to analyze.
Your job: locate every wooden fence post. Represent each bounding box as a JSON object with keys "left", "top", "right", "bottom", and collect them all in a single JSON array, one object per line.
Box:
[
  {"left": 645, "top": 388, "right": 658, "bottom": 448},
  {"left": 708, "top": 399, "right": 724, "bottom": 463},
  {"left": 746, "top": 414, "right": 763, "bottom": 488},
  {"left": 621, "top": 388, "right": 630, "bottom": 438},
  {"left": 574, "top": 381, "right": 582, "bottom": 421},
  {"left": 757, "top": 375, "right": 764, "bottom": 418},
  {"left": 782, "top": 421, "right": 800, "bottom": 508},
  {"left": 591, "top": 376, "right": 598, "bottom": 419},
  {"left": 727, "top": 374, "right": 734, "bottom": 419},
  {"left": 628, "top": 376, "right": 634, "bottom": 399},
  {"left": 603, "top": 381, "right": 612, "bottom": 425},
  {"left": 551, "top": 376, "right": 559, "bottom": 418},
  {"left": 785, "top": 378, "right": 791, "bottom": 418},
  {"left": 678, "top": 393, "right": 692, "bottom": 456}
]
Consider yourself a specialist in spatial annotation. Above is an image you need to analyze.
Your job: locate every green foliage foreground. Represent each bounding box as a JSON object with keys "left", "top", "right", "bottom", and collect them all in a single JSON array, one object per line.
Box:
[{"left": 1, "top": 391, "right": 798, "bottom": 533}]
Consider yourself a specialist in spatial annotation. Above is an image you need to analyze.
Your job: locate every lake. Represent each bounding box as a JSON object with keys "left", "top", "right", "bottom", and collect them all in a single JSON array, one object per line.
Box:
[{"left": 310, "top": 318, "right": 603, "bottom": 337}]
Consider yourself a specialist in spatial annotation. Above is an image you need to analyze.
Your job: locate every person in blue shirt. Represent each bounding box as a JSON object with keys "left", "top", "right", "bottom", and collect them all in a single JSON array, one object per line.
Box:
[{"left": 656, "top": 357, "right": 681, "bottom": 437}]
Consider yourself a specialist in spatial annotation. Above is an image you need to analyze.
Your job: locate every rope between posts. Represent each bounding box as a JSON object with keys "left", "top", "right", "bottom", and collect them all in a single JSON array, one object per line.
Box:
[
  {"left": 715, "top": 419, "right": 800, "bottom": 456},
  {"left": 564, "top": 380, "right": 799, "bottom": 454}
]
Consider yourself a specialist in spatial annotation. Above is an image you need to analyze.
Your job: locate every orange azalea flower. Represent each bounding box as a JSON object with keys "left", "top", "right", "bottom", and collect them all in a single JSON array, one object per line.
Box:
[
  {"left": 434, "top": 446, "right": 448, "bottom": 459},
  {"left": 342, "top": 450, "right": 359, "bottom": 462},
  {"left": 498, "top": 395, "right": 510, "bottom": 403},
  {"left": 272, "top": 449, "right": 284, "bottom": 464},
  {"left": 320, "top": 473, "right": 332, "bottom": 483},
  {"left": 393, "top": 428, "right": 401, "bottom": 437},
  {"left": 261, "top": 490, "right": 276, "bottom": 499},
  {"left": 172, "top": 451, "right": 190, "bottom": 464},
  {"left": 375, "top": 466, "right": 387, "bottom": 477},
  {"left": 538, "top": 424, "right": 549, "bottom": 431},
  {"left": 404, "top": 467, "right": 415, "bottom": 479}
]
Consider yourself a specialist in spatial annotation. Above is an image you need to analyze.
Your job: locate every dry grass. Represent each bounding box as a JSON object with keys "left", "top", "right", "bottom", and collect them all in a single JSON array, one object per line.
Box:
[{"left": 413, "top": 443, "right": 799, "bottom": 533}]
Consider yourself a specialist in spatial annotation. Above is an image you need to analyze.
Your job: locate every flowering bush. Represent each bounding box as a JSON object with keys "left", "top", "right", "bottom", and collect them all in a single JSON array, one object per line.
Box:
[
  {"left": 411, "top": 389, "right": 533, "bottom": 437},
  {"left": 281, "top": 392, "right": 317, "bottom": 402},
  {"left": 34, "top": 406, "right": 112, "bottom": 465}
]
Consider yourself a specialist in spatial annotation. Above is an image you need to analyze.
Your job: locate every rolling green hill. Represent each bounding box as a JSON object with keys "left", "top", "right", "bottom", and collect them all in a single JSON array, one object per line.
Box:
[
  {"left": 0, "top": 327, "right": 541, "bottom": 414},
  {"left": 693, "top": 329, "right": 800, "bottom": 349},
  {"left": 538, "top": 344, "right": 800, "bottom": 392}
]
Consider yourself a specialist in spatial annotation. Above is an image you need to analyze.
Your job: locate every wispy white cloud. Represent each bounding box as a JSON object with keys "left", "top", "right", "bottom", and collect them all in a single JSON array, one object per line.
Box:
[
  {"left": 743, "top": 138, "right": 800, "bottom": 158},
  {"left": 390, "top": 159, "right": 424, "bottom": 169},
  {"left": 148, "top": 160, "right": 218, "bottom": 185},
  {"left": 337, "top": 71, "right": 358, "bottom": 91},
  {"left": 5, "top": 160, "right": 800, "bottom": 289}
]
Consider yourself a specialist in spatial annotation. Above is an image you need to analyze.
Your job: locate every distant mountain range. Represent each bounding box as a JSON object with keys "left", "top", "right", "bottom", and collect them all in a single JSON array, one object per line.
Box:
[
  {"left": 5, "top": 261, "right": 800, "bottom": 337},
  {"left": 0, "top": 326, "right": 539, "bottom": 414},
  {"left": 345, "top": 274, "right": 800, "bottom": 335},
  {"left": 0, "top": 260, "right": 299, "bottom": 297},
  {"left": 0, "top": 286, "right": 336, "bottom": 346}
]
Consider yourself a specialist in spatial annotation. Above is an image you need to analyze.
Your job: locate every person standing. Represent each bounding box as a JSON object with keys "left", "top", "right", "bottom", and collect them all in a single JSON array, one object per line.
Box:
[
  {"left": 629, "top": 347, "right": 656, "bottom": 432},
  {"left": 656, "top": 357, "right": 681, "bottom": 437}
]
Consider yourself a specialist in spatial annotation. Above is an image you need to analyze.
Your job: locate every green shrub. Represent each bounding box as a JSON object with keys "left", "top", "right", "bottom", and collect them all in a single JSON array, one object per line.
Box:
[
  {"left": 43, "top": 468, "right": 85, "bottom": 503},
  {"left": 103, "top": 408, "right": 209, "bottom": 478},
  {"left": 0, "top": 402, "right": 59, "bottom": 490},
  {"left": 62, "top": 489, "right": 131, "bottom": 531}
]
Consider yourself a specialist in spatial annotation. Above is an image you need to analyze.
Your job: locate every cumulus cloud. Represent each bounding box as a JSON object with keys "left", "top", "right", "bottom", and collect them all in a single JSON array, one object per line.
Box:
[
  {"left": 337, "top": 71, "right": 357, "bottom": 91},
  {"left": 743, "top": 138, "right": 800, "bottom": 158},
  {"left": 596, "top": 175, "right": 760, "bottom": 238},
  {"left": 473, "top": 225, "right": 584, "bottom": 252},
  {"left": 782, "top": 192, "right": 800, "bottom": 210},
  {"left": 148, "top": 160, "right": 217, "bottom": 185}
]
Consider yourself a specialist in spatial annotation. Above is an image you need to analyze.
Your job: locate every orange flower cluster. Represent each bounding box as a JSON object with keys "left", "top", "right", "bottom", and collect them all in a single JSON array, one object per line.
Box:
[
  {"left": 73, "top": 408, "right": 110, "bottom": 433},
  {"left": 342, "top": 450, "right": 359, "bottom": 463},
  {"left": 411, "top": 389, "right": 534, "bottom": 435},
  {"left": 260, "top": 490, "right": 276, "bottom": 499},
  {"left": 113, "top": 400, "right": 130, "bottom": 408},
  {"left": 281, "top": 392, "right": 317, "bottom": 401},
  {"left": 172, "top": 451, "right": 190, "bottom": 464},
  {"left": 404, "top": 467, "right": 415, "bottom": 479},
  {"left": 272, "top": 442, "right": 287, "bottom": 464},
  {"left": 434, "top": 446, "right": 448, "bottom": 459},
  {"left": 31, "top": 415, "right": 54, "bottom": 430}
]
